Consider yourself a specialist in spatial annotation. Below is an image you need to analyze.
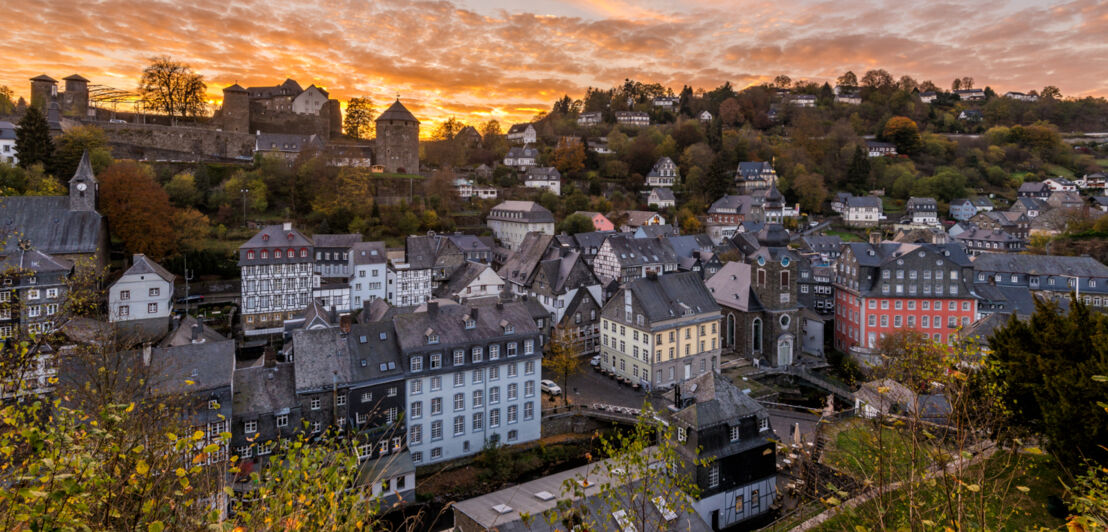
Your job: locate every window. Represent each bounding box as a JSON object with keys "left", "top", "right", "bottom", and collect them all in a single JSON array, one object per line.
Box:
[
  {"left": 525, "top": 380, "right": 535, "bottom": 397},
  {"left": 490, "top": 386, "right": 500, "bottom": 404},
  {"left": 411, "top": 356, "right": 423, "bottom": 372},
  {"left": 677, "top": 427, "right": 686, "bottom": 442},
  {"left": 454, "top": 416, "right": 465, "bottom": 436},
  {"left": 411, "top": 401, "right": 422, "bottom": 418},
  {"left": 730, "top": 425, "right": 740, "bottom": 442},
  {"left": 473, "top": 390, "right": 484, "bottom": 408},
  {"left": 431, "top": 398, "right": 442, "bottom": 415},
  {"left": 508, "top": 383, "right": 518, "bottom": 400},
  {"left": 490, "top": 409, "right": 500, "bottom": 427},
  {"left": 489, "top": 366, "right": 500, "bottom": 381},
  {"left": 244, "top": 420, "right": 257, "bottom": 434},
  {"left": 431, "top": 421, "right": 443, "bottom": 440},
  {"left": 708, "top": 463, "right": 720, "bottom": 488},
  {"left": 120, "top": 290, "right": 130, "bottom": 300},
  {"left": 507, "top": 363, "right": 518, "bottom": 378},
  {"left": 489, "top": 344, "right": 500, "bottom": 359},
  {"left": 312, "top": 421, "right": 321, "bottom": 433},
  {"left": 409, "top": 424, "right": 422, "bottom": 445},
  {"left": 473, "top": 412, "right": 484, "bottom": 431},
  {"left": 507, "top": 405, "right": 518, "bottom": 424},
  {"left": 751, "top": 490, "right": 760, "bottom": 511},
  {"left": 759, "top": 417, "right": 769, "bottom": 431},
  {"left": 525, "top": 360, "right": 535, "bottom": 375},
  {"left": 472, "top": 347, "right": 483, "bottom": 362},
  {"left": 472, "top": 369, "right": 483, "bottom": 384},
  {"left": 430, "top": 353, "right": 442, "bottom": 369},
  {"left": 412, "top": 451, "right": 423, "bottom": 463},
  {"left": 431, "top": 376, "right": 442, "bottom": 391},
  {"left": 454, "top": 393, "right": 464, "bottom": 411},
  {"left": 454, "top": 349, "right": 465, "bottom": 365},
  {"left": 337, "top": 394, "right": 346, "bottom": 406},
  {"left": 119, "top": 305, "right": 130, "bottom": 317},
  {"left": 311, "top": 398, "right": 321, "bottom": 410},
  {"left": 524, "top": 401, "right": 534, "bottom": 420},
  {"left": 507, "top": 342, "right": 518, "bottom": 356}
]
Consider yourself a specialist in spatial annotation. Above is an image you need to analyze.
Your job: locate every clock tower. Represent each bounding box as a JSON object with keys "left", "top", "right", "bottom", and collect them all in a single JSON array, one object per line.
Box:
[{"left": 69, "top": 150, "right": 98, "bottom": 212}]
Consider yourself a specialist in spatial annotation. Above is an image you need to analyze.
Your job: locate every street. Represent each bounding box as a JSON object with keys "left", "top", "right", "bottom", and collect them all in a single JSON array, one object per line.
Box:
[{"left": 542, "top": 363, "right": 669, "bottom": 412}]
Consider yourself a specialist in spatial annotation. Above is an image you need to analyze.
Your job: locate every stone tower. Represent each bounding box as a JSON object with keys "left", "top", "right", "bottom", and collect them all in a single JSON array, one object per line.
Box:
[
  {"left": 374, "top": 98, "right": 420, "bottom": 174},
  {"left": 220, "top": 83, "right": 250, "bottom": 134},
  {"left": 69, "top": 150, "right": 98, "bottom": 212},
  {"left": 29, "top": 74, "right": 58, "bottom": 112},
  {"left": 62, "top": 74, "right": 89, "bottom": 117},
  {"left": 747, "top": 224, "right": 800, "bottom": 366}
]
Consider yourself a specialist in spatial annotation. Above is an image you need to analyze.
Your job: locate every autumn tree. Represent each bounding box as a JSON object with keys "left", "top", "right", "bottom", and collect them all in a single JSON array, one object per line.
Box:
[
  {"left": 773, "top": 75, "right": 792, "bottom": 89},
  {"left": 14, "top": 106, "right": 53, "bottom": 170},
  {"left": 792, "top": 169, "right": 829, "bottom": 213},
  {"left": 861, "top": 69, "right": 894, "bottom": 90},
  {"left": 719, "top": 97, "right": 742, "bottom": 126},
  {"left": 172, "top": 208, "right": 211, "bottom": 253},
  {"left": 431, "top": 116, "right": 464, "bottom": 141},
  {"left": 0, "top": 85, "right": 14, "bottom": 115},
  {"left": 543, "top": 326, "right": 582, "bottom": 407},
  {"left": 164, "top": 171, "right": 201, "bottom": 207},
  {"left": 1040, "top": 86, "right": 1062, "bottom": 100},
  {"left": 98, "top": 161, "right": 177, "bottom": 260},
  {"left": 52, "top": 125, "right": 113, "bottom": 179},
  {"left": 846, "top": 145, "right": 871, "bottom": 191},
  {"left": 343, "top": 96, "right": 376, "bottom": 139},
  {"left": 138, "top": 56, "right": 207, "bottom": 123},
  {"left": 836, "top": 71, "right": 858, "bottom": 89},
  {"left": 558, "top": 213, "right": 595, "bottom": 235},
  {"left": 553, "top": 138, "right": 586, "bottom": 176},
  {"left": 883, "top": 116, "right": 922, "bottom": 155}
]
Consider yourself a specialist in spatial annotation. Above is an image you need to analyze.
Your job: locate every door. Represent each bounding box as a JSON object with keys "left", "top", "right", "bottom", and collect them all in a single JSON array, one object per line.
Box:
[{"left": 684, "top": 362, "right": 691, "bottom": 380}]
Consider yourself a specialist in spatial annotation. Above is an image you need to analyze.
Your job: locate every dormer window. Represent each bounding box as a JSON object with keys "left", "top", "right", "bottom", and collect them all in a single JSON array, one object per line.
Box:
[
  {"left": 465, "top": 319, "right": 476, "bottom": 329},
  {"left": 260, "top": 250, "right": 268, "bottom": 259},
  {"left": 427, "top": 334, "right": 439, "bottom": 345},
  {"left": 247, "top": 251, "right": 255, "bottom": 260},
  {"left": 759, "top": 417, "right": 769, "bottom": 431},
  {"left": 730, "top": 425, "right": 740, "bottom": 442},
  {"left": 504, "top": 324, "right": 514, "bottom": 335},
  {"left": 262, "top": 234, "right": 270, "bottom": 241}
]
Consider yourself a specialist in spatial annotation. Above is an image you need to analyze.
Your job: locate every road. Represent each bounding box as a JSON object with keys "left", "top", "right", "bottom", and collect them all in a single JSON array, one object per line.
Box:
[{"left": 541, "top": 363, "right": 667, "bottom": 412}]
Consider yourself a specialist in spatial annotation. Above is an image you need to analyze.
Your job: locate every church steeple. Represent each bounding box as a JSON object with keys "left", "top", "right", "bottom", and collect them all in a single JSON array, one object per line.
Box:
[{"left": 69, "top": 150, "right": 98, "bottom": 212}]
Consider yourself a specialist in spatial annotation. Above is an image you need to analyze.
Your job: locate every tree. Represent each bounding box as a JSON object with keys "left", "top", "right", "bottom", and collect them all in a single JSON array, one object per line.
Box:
[
  {"left": 164, "top": 171, "right": 201, "bottom": 207},
  {"left": 553, "top": 139, "right": 586, "bottom": 176},
  {"left": 846, "top": 145, "right": 872, "bottom": 191},
  {"left": 171, "top": 208, "right": 211, "bottom": 252},
  {"left": 0, "top": 85, "right": 14, "bottom": 115},
  {"left": 861, "top": 69, "right": 894, "bottom": 90},
  {"left": 1040, "top": 86, "right": 1062, "bottom": 100},
  {"left": 543, "top": 326, "right": 582, "bottom": 407},
  {"left": 52, "top": 125, "right": 112, "bottom": 179},
  {"left": 343, "top": 96, "right": 376, "bottom": 139},
  {"left": 836, "top": 71, "right": 858, "bottom": 89},
  {"left": 773, "top": 75, "right": 792, "bottom": 89},
  {"left": 14, "top": 106, "right": 53, "bottom": 169},
  {"left": 98, "top": 161, "right": 177, "bottom": 260},
  {"left": 138, "top": 56, "right": 207, "bottom": 123},
  {"left": 559, "top": 213, "right": 595, "bottom": 235},
  {"left": 883, "top": 116, "right": 922, "bottom": 155},
  {"left": 431, "top": 117, "right": 464, "bottom": 141},
  {"left": 719, "top": 97, "right": 742, "bottom": 126},
  {"left": 792, "top": 170, "right": 829, "bottom": 213},
  {"left": 988, "top": 298, "right": 1108, "bottom": 469},
  {"left": 960, "top": 76, "right": 975, "bottom": 90},
  {"left": 677, "top": 208, "right": 702, "bottom": 233}
]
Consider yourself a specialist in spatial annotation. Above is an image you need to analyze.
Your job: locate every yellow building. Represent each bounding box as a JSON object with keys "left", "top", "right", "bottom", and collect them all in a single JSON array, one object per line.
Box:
[{"left": 599, "top": 272, "right": 722, "bottom": 390}]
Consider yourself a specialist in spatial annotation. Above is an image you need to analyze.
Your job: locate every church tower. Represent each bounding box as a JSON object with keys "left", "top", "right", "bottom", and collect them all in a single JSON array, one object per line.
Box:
[
  {"left": 374, "top": 98, "right": 420, "bottom": 174},
  {"left": 69, "top": 150, "right": 98, "bottom": 212}
]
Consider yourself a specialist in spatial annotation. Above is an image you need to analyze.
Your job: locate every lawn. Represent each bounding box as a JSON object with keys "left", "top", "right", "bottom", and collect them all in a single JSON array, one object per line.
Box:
[
  {"left": 813, "top": 451, "right": 1067, "bottom": 531},
  {"left": 1043, "top": 163, "right": 1075, "bottom": 179},
  {"left": 821, "top": 418, "right": 937, "bottom": 480}
]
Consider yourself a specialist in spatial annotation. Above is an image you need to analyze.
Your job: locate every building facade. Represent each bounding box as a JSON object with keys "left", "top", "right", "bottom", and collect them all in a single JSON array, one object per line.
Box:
[
  {"left": 239, "top": 223, "right": 317, "bottom": 336},
  {"left": 0, "top": 249, "right": 72, "bottom": 340},
  {"left": 350, "top": 241, "right": 388, "bottom": 308},
  {"left": 386, "top": 260, "right": 432, "bottom": 307},
  {"left": 486, "top": 201, "right": 556, "bottom": 251},
  {"left": 375, "top": 99, "right": 420, "bottom": 174},
  {"left": 108, "top": 254, "right": 174, "bottom": 325}
]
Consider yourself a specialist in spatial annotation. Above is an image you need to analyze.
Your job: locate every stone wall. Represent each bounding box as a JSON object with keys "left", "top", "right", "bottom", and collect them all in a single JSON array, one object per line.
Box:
[
  {"left": 249, "top": 101, "right": 337, "bottom": 139},
  {"left": 100, "top": 123, "right": 255, "bottom": 162}
]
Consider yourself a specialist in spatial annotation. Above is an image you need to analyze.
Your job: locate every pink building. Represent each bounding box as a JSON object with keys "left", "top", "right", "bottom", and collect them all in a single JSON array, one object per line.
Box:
[{"left": 573, "top": 211, "right": 614, "bottom": 232}]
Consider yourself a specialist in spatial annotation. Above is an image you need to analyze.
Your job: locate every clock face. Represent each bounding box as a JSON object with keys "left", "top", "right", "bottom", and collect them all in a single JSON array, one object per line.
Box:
[{"left": 76, "top": 182, "right": 87, "bottom": 191}]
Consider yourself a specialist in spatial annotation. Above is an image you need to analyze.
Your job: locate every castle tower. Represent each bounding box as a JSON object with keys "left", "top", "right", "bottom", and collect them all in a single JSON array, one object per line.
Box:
[
  {"left": 220, "top": 83, "right": 250, "bottom": 134},
  {"left": 374, "top": 98, "right": 420, "bottom": 174},
  {"left": 62, "top": 74, "right": 89, "bottom": 117},
  {"left": 29, "top": 74, "right": 57, "bottom": 113},
  {"left": 69, "top": 150, "right": 98, "bottom": 212}
]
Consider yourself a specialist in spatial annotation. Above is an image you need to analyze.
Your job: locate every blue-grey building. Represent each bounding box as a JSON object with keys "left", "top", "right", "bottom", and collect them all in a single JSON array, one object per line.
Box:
[
  {"left": 972, "top": 253, "right": 1108, "bottom": 311},
  {"left": 395, "top": 301, "right": 542, "bottom": 465}
]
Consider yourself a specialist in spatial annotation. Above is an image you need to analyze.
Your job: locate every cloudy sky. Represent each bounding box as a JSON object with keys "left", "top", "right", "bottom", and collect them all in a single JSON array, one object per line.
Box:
[{"left": 5, "top": 0, "right": 1106, "bottom": 131}]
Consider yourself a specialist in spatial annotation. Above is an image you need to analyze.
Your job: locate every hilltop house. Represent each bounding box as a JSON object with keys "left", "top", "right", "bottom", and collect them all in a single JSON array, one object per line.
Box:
[
  {"left": 503, "top": 145, "right": 538, "bottom": 169},
  {"left": 648, "top": 188, "right": 676, "bottom": 209},
  {"left": 523, "top": 167, "right": 562, "bottom": 196},
  {"left": 646, "top": 156, "right": 680, "bottom": 187},
  {"left": 506, "top": 123, "right": 536, "bottom": 145},
  {"left": 843, "top": 196, "right": 883, "bottom": 228},
  {"left": 487, "top": 201, "right": 555, "bottom": 251}
]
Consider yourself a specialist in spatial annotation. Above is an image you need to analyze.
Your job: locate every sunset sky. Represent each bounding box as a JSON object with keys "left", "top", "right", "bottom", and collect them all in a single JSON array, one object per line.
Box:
[{"left": 6, "top": 0, "right": 1107, "bottom": 132}]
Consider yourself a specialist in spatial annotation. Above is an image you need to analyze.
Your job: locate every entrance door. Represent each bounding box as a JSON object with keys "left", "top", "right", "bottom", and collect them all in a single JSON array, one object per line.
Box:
[
  {"left": 777, "top": 338, "right": 793, "bottom": 366},
  {"left": 684, "top": 362, "right": 691, "bottom": 380}
]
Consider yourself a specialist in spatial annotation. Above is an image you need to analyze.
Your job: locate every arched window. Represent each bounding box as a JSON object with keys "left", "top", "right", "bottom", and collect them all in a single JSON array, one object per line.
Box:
[
  {"left": 300, "top": 248, "right": 308, "bottom": 258},
  {"left": 752, "top": 318, "right": 763, "bottom": 352},
  {"left": 726, "top": 314, "right": 736, "bottom": 348},
  {"left": 777, "top": 337, "right": 793, "bottom": 366},
  {"left": 275, "top": 249, "right": 283, "bottom": 258}
]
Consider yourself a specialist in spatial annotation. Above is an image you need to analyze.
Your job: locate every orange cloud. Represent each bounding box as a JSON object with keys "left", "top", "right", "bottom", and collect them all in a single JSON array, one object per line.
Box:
[{"left": 2, "top": 0, "right": 1105, "bottom": 135}]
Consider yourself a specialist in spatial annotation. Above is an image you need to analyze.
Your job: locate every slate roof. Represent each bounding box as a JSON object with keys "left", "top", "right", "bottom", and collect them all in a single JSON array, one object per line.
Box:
[
  {"left": 972, "top": 253, "right": 1108, "bottom": 278},
  {"left": 351, "top": 241, "right": 387, "bottom": 265},
  {"left": 665, "top": 234, "right": 714, "bottom": 260},
  {"left": 907, "top": 197, "right": 938, "bottom": 210},
  {"left": 223, "top": 83, "right": 247, "bottom": 93},
  {"left": 846, "top": 195, "right": 882, "bottom": 208},
  {"left": 292, "top": 328, "right": 354, "bottom": 392},
  {"left": 240, "top": 224, "right": 313, "bottom": 250},
  {"left": 30, "top": 74, "right": 57, "bottom": 82},
  {"left": 625, "top": 271, "right": 719, "bottom": 324},
  {"left": 346, "top": 321, "right": 404, "bottom": 383},
  {"left": 0, "top": 249, "right": 72, "bottom": 274},
  {"left": 436, "top": 261, "right": 495, "bottom": 298},
  {"left": 444, "top": 233, "right": 490, "bottom": 254},
  {"left": 246, "top": 78, "right": 303, "bottom": 98},
  {"left": 524, "top": 167, "right": 561, "bottom": 181},
  {"left": 636, "top": 224, "right": 677, "bottom": 238},
  {"left": 498, "top": 232, "right": 555, "bottom": 285},
  {"left": 505, "top": 146, "right": 539, "bottom": 159},
  {"left": 801, "top": 235, "right": 843, "bottom": 254},
  {"left": 624, "top": 210, "right": 661, "bottom": 227},
  {"left": 736, "top": 161, "right": 774, "bottom": 179},
  {"left": 0, "top": 196, "right": 104, "bottom": 255},
  {"left": 571, "top": 231, "right": 616, "bottom": 252},
  {"left": 605, "top": 234, "right": 677, "bottom": 267},
  {"left": 506, "top": 123, "right": 533, "bottom": 135},
  {"left": 488, "top": 201, "right": 554, "bottom": 223},
  {"left": 953, "top": 227, "right": 1022, "bottom": 243},
  {"left": 649, "top": 188, "right": 676, "bottom": 201},
  {"left": 972, "top": 283, "right": 1037, "bottom": 317},
  {"left": 145, "top": 339, "right": 235, "bottom": 397},
  {"left": 392, "top": 301, "right": 538, "bottom": 352},
  {"left": 670, "top": 371, "right": 765, "bottom": 430},
  {"left": 159, "top": 315, "right": 228, "bottom": 348},
  {"left": 1019, "top": 181, "right": 1049, "bottom": 193},
  {"left": 376, "top": 99, "right": 419, "bottom": 123},
  {"left": 312, "top": 234, "right": 362, "bottom": 248},
  {"left": 122, "top": 254, "right": 174, "bottom": 283},
  {"left": 844, "top": 241, "right": 973, "bottom": 268},
  {"left": 704, "top": 261, "right": 752, "bottom": 311},
  {"left": 256, "top": 133, "right": 324, "bottom": 153},
  {"left": 0, "top": 121, "right": 16, "bottom": 140},
  {"left": 233, "top": 363, "right": 297, "bottom": 417}
]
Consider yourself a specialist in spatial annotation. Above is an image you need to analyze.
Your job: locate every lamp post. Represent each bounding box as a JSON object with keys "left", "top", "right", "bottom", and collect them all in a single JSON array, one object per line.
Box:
[{"left": 240, "top": 188, "right": 249, "bottom": 227}]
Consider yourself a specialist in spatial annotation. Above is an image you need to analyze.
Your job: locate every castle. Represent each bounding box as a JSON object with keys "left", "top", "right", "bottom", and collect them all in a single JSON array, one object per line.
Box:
[
  {"left": 219, "top": 78, "right": 342, "bottom": 139},
  {"left": 374, "top": 98, "right": 420, "bottom": 174}
]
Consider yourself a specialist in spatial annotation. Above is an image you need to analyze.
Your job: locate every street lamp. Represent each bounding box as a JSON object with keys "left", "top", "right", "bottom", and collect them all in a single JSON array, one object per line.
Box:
[{"left": 240, "top": 188, "right": 249, "bottom": 227}]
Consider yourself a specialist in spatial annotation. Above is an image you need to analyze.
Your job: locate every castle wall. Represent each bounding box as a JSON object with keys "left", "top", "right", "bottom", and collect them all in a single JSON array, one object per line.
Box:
[
  {"left": 249, "top": 102, "right": 333, "bottom": 139},
  {"left": 100, "top": 123, "right": 255, "bottom": 162}
]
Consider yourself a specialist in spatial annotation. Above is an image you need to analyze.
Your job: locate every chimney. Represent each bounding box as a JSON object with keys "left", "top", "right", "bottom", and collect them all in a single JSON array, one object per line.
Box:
[
  {"left": 340, "top": 314, "right": 352, "bottom": 334},
  {"left": 868, "top": 231, "right": 881, "bottom": 245},
  {"left": 673, "top": 381, "right": 682, "bottom": 409},
  {"left": 191, "top": 321, "right": 204, "bottom": 344},
  {"left": 470, "top": 307, "right": 479, "bottom": 321},
  {"left": 142, "top": 343, "right": 152, "bottom": 367},
  {"left": 427, "top": 301, "right": 439, "bottom": 314},
  {"left": 646, "top": 271, "right": 658, "bottom": 280},
  {"left": 263, "top": 346, "right": 277, "bottom": 368},
  {"left": 496, "top": 301, "right": 504, "bottom": 311},
  {"left": 283, "top": 221, "right": 293, "bottom": 231}
]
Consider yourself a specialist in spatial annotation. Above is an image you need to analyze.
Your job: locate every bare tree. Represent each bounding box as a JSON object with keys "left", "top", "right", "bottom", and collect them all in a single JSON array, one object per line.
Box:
[{"left": 138, "top": 57, "right": 208, "bottom": 124}]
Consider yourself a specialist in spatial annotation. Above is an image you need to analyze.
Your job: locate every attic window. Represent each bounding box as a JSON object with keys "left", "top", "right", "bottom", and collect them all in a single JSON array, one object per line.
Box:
[
  {"left": 427, "top": 333, "right": 439, "bottom": 344},
  {"left": 379, "top": 332, "right": 387, "bottom": 340},
  {"left": 379, "top": 363, "right": 387, "bottom": 372},
  {"left": 465, "top": 319, "right": 476, "bottom": 329},
  {"left": 360, "top": 359, "right": 367, "bottom": 367},
  {"left": 262, "top": 234, "right": 270, "bottom": 241},
  {"left": 504, "top": 324, "right": 514, "bottom": 335},
  {"left": 359, "top": 335, "right": 367, "bottom": 343}
]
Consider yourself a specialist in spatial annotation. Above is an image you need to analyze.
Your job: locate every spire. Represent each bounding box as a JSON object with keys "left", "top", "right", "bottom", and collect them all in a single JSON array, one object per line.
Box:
[{"left": 70, "top": 150, "right": 96, "bottom": 184}]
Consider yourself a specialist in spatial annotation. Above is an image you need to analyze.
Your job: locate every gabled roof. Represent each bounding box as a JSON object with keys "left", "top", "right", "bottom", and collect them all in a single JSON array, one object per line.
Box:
[
  {"left": 636, "top": 224, "right": 677, "bottom": 238},
  {"left": 30, "top": 74, "right": 57, "bottom": 82},
  {"left": 670, "top": 371, "right": 765, "bottom": 429},
  {"left": 972, "top": 253, "right": 1108, "bottom": 277},
  {"left": 351, "top": 241, "right": 387, "bottom": 265},
  {"left": 233, "top": 363, "right": 297, "bottom": 417},
  {"left": 604, "top": 234, "right": 677, "bottom": 266},
  {"left": 436, "top": 261, "right": 497, "bottom": 298},
  {"left": 63, "top": 74, "right": 89, "bottom": 82},
  {"left": 392, "top": 301, "right": 537, "bottom": 351},
  {"left": 346, "top": 321, "right": 404, "bottom": 383},
  {"left": 736, "top": 161, "right": 774, "bottom": 179},
  {"left": 623, "top": 271, "right": 719, "bottom": 324},
  {"left": 498, "top": 232, "right": 555, "bottom": 284},
  {"left": 506, "top": 123, "right": 534, "bottom": 135},
  {"left": 649, "top": 188, "right": 676, "bottom": 201},
  {"left": 505, "top": 145, "right": 539, "bottom": 159},
  {"left": 239, "top": 224, "right": 313, "bottom": 250},
  {"left": 704, "top": 261, "right": 752, "bottom": 311},
  {"left": 376, "top": 99, "right": 419, "bottom": 123},
  {"left": 160, "top": 315, "right": 227, "bottom": 347},
  {"left": 524, "top": 167, "right": 561, "bottom": 181},
  {"left": 0, "top": 196, "right": 104, "bottom": 255},
  {"left": 953, "top": 227, "right": 1021, "bottom": 243},
  {"left": 122, "top": 253, "right": 174, "bottom": 283},
  {"left": 292, "top": 327, "right": 353, "bottom": 391},
  {"left": 624, "top": 210, "right": 662, "bottom": 227},
  {"left": 70, "top": 150, "right": 97, "bottom": 184},
  {"left": 223, "top": 83, "right": 247, "bottom": 93},
  {"left": 312, "top": 234, "right": 362, "bottom": 248},
  {"left": 708, "top": 194, "right": 755, "bottom": 214},
  {"left": 846, "top": 195, "right": 882, "bottom": 208},
  {"left": 801, "top": 235, "right": 842, "bottom": 253},
  {"left": 0, "top": 248, "right": 72, "bottom": 274},
  {"left": 489, "top": 201, "right": 554, "bottom": 223}
]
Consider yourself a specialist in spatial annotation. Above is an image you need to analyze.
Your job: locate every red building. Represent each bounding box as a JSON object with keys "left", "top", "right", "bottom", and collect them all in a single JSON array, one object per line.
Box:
[{"left": 833, "top": 242, "right": 977, "bottom": 355}]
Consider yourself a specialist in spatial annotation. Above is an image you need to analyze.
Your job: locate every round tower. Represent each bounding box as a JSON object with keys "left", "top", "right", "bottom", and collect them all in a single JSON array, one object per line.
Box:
[
  {"left": 29, "top": 74, "right": 57, "bottom": 113},
  {"left": 221, "top": 83, "right": 250, "bottom": 133},
  {"left": 62, "top": 74, "right": 90, "bottom": 118},
  {"left": 374, "top": 98, "right": 420, "bottom": 174}
]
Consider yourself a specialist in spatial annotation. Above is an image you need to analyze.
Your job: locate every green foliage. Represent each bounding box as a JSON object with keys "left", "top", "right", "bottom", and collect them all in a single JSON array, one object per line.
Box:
[
  {"left": 987, "top": 298, "right": 1108, "bottom": 468},
  {"left": 559, "top": 213, "right": 595, "bottom": 235},
  {"left": 164, "top": 171, "right": 201, "bottom": 207},
  {"left": 15, "top": 106, "right": 53, "bottom": 170},
  {"left": 52, "top": 125, "right": 113, "bottom": 179}
]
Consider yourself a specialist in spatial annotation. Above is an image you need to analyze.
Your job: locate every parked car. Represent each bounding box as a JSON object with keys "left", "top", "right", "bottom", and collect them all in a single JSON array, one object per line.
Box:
[
  {"left": 540, "top": 379, "right": 562, "bottom": 396},
  {"left": 175, "top": 295, "right": 204, "bottom": 304},
  {"left": 590, "top": 355, "right": 601, "bottom": 367}
]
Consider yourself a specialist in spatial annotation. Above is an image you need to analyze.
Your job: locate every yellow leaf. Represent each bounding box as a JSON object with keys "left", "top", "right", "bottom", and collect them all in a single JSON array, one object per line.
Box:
[
  {"left": 175, "top": 467, "right": 187, "bottom": 478},
  {"left": 966, "top": 484, "right": 980, "bottom": 492},
  {"left": 1016, "top": 486, "right": 1030, "bottom": 492},
  {"left": 192, "top": 430, "right": 204, "bottom": 441},
  {"left": 136, "top": 460, "right": 149, "bottom": 475}
]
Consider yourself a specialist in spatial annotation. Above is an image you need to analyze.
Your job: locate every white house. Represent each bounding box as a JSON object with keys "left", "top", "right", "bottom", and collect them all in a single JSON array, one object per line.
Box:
[
  {"left": 1044, "top": 177, "right": 1077, "bottom": 192},
  {"left": 350, "top": 241, "right": 387, "bottom": 309},
  {"left": 454, "top": 178, "right": 498, "bottom": 200},
  {"left": 109, "top": 254, "right": 174, "bottom": 324},
  {"left": 506, "top": 123, "right": 537, "bottom": 145},
  {"left": 486, "top": 201, "right": 555, "bottom": 251},
  {"left": 0, "top": 121, "right": 17, "bottom": 165},
  {"left": 615, "top": 111, "right": 649, "bottom": 127},
  {"left": 291, "top": 85, "right": 329, "bottom": 114},
  {"left": 503, "top": 146, "right": 538, "bottom": 169},
  {"left": 698, "top": 110, "right": 713, "bottom": 122},
  {"left": 577, "top": 112, "right": 602, "bottom": 126},
  {"left": 523, "top": 167, "right": 562, "bottom": 196},
  {"left": 647, "top": 188, "right": 676, "bottom": 209},
  {"left": 386, "top": 259, "right": 432, "bottom": 307},
  {"left": 645, "top": 156, "right": 679, "bottom": 187},
  {"left": 843, "top": 195, "right": 883, "bottom": 227},
  {"left": 435, "top": 262, "right": 505, "bottom": 302}
]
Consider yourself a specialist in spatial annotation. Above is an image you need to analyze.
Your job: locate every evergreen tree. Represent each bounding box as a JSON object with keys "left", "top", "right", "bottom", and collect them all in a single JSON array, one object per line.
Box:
[
  {"left": 703, "top": 147, "right": 734, "bottom": 200},
  {"left": 846, "top": 145, "right": 871, "bottom": 192},
  {"left": 15, "top": 106, "right": 54, "bottom": 170}
]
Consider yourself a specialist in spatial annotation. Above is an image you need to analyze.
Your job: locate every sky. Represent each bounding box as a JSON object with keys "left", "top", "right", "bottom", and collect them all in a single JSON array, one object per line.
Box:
[{"left": 5, "top": 0, "right": 1107, "bottom": 132}]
